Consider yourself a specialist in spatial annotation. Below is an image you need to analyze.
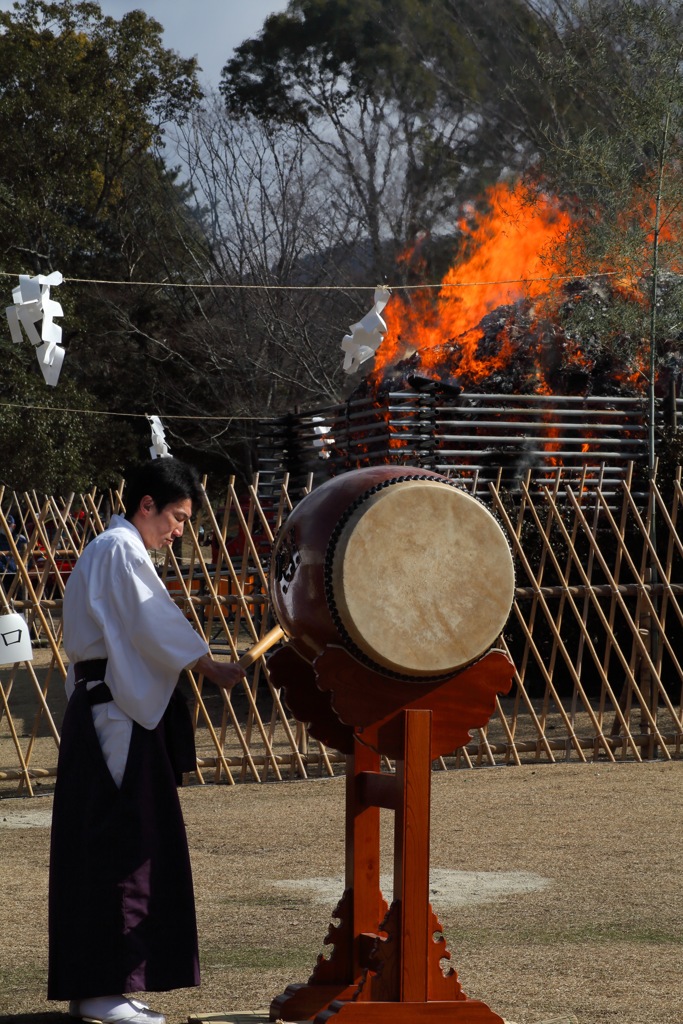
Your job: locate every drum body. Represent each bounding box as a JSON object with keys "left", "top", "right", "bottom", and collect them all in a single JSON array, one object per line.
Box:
[{"left": 270, "top": 466, "right": 515, "bottom": 679}]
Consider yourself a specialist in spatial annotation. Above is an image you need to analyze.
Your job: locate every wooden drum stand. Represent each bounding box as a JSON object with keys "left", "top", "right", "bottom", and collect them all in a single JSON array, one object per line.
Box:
[{"left": 267, "top": 642, "right": 515, "bottom": 1024}]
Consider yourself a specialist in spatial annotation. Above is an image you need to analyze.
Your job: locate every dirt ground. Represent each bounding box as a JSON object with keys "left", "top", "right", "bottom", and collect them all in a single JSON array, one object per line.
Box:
[{"left": 0, "top": 758, "right": 681, "bottom": 1024}]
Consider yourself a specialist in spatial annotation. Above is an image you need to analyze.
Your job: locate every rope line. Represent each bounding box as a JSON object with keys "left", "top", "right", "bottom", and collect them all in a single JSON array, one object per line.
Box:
[
  {"left": 0, "top": 268, "right": 622, "bottom": 291},
  {"left": 0, "top": 400, "right": 276, "bottom": 421}
]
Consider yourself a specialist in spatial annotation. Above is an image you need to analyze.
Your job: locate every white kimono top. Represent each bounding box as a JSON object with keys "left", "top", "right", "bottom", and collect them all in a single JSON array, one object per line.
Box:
[{"left": 63, "top": 514, "right": 209, "bottom": 731}]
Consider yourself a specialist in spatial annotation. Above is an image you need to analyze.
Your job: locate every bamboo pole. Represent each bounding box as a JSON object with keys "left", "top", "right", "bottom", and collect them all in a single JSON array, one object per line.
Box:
[{"left": 3, "top": 470, "right": 683, "bottom": 794}]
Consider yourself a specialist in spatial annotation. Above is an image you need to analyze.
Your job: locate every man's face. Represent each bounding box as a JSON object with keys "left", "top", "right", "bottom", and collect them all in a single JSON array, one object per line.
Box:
[{"left": 136, "top": 497, "right": 193, "bottom": 551}]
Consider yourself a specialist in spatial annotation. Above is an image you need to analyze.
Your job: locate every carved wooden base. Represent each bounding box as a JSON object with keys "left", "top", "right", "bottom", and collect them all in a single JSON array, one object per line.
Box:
[
  {"left": 269, "top": 982, "right": 363, "bottom": 1022},
  {"left": 315, "top": 1000, "right": 505, "bottom": 1022},
  {"left": 272, "top": 990, "right": 504, "bottom": 1023},
  {"left": 269, "top": 893, "right": 502, "bottom": 1023}
]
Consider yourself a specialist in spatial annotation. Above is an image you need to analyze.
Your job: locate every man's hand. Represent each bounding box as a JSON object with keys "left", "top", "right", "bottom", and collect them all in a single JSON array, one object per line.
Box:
[{"left": 194, "top": 654, "right": 246, "bottom": 693}]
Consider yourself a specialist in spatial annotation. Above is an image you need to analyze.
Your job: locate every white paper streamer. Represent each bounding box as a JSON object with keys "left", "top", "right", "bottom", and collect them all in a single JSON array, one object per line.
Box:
[
  {"left": 341, "top": 286, "right": 391, "bottom": 374},
  {"left": 147, "top": 414, "right": 172, "bottom": 459},
  {"left": 311, "top": 416, "right": 334, "bottom": 460},
  {"left": 5, "top": 271, "right": 65, "bottom": 386}
]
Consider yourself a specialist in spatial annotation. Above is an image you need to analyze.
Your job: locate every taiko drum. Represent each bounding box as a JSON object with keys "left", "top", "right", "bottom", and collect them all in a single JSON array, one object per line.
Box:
[{"left": 269, "top": 466, "right": 515, "bottom": 679}]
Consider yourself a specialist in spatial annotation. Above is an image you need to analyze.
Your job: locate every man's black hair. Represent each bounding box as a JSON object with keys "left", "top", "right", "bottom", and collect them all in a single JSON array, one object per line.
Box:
[{"left": 124, "top": 459, "right": 203, "bottom": 520}]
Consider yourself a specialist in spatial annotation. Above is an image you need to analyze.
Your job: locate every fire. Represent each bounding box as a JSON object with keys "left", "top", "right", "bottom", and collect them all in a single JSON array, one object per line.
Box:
[
  {"left": 374, "top": 181, "right": 578, "bottom": 383},
  {"left": 341, "top": 180, "right": 675, "bottom": 478}
]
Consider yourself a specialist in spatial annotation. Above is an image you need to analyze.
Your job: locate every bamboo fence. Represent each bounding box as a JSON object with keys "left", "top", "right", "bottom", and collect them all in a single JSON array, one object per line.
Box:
[{"left": 0, "top": 463, "right": 682, "bottom": 795}]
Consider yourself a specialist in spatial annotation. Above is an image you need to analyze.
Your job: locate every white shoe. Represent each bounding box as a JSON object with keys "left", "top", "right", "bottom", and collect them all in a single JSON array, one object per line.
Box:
[{"left": 69, "top": 996, "right": 166, "bottom": 1024}]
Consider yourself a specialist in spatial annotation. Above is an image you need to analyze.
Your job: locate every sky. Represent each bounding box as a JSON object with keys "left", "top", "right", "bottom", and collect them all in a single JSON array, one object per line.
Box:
[
  {"left": 0, "top": 1, "right": 291, "bottom": 87},
  {"left": 97, "top": 1, "right": 292, "bottom": 85}
]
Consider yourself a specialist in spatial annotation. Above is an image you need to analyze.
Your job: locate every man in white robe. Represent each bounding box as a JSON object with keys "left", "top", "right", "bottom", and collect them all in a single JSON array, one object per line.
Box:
[{"left": 48, "top": 459, "right": 244, "bottom": 1024}]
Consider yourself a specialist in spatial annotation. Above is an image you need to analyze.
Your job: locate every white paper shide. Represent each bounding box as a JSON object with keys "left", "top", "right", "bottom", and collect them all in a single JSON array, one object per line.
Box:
[
  {"left": 341, "top": 286, "right": 391, "bottom": 374},
  {"left": 6, "top": 271, "right": 65, "bottom": 386},
  {"left": 148, "top": 415, "right": 172, "bottom": 459}
]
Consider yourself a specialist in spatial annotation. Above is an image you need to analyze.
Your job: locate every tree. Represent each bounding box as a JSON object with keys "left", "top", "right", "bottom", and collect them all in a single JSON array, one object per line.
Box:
[
  {"left": 518, "top": 0, "right": 683, "bottom": 476},
  {"left": 0, "top": 341, "right": 138, "bottom": 492},
  {"left": 0, "top": 0, "right": 201, "bottom": 279},
  {"left": 165, "top": 98, "right": 367, "bottom": 447},
  {"left": 220, "top": 0, "right": 492, "bottom": 278},
  {"left": 0, "top": 0, "right": 206, "bottom": 489},
  {"left": 220, "top": 0, "right": 565, "bottom": 271}
]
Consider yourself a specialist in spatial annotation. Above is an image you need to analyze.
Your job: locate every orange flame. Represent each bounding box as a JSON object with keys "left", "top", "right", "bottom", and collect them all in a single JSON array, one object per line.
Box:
[{"left": 374, "top": 181, "right": 579, "bottom": 382}]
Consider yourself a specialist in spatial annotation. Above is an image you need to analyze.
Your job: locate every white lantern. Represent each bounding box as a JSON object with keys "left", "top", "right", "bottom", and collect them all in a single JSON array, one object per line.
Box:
[{"left": 0, "top": 613, "right": 33, "bottom": 665}]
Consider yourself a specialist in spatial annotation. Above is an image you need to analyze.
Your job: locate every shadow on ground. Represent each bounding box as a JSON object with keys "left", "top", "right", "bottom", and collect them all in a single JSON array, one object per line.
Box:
[{"left": 0, "top": 1015, "right": 71, "bottom": 1023}]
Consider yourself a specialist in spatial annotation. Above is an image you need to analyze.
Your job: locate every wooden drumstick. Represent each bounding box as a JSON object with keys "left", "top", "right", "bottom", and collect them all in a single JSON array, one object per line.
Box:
[{"left": 237, "top": 624, "right": 285, "bottom": 669}]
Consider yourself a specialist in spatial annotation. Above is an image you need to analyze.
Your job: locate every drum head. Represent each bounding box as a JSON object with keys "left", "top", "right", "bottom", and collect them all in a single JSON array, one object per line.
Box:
[{"left": 329, "top": 480, "right": 514, "bottom": 676}]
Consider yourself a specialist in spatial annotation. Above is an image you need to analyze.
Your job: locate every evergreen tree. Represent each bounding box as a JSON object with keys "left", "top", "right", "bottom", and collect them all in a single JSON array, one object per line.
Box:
[
  {"left": 0, "top": 0, "right": 205, "bottom": 491},
  {"left": 521, "top": 0, "right": 683, "bottom": 473}
]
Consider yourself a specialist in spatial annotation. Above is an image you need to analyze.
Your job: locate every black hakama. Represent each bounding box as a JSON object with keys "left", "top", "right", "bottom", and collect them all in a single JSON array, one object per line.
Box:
[{"left": 48, "top": 683, "right": 200, "bottom": 1000}]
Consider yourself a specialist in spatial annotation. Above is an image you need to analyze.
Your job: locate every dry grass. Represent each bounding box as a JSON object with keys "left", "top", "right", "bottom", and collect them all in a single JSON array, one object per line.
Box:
[{"left": 1, "top": 759, "right": 682, "bottom": 1024}]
